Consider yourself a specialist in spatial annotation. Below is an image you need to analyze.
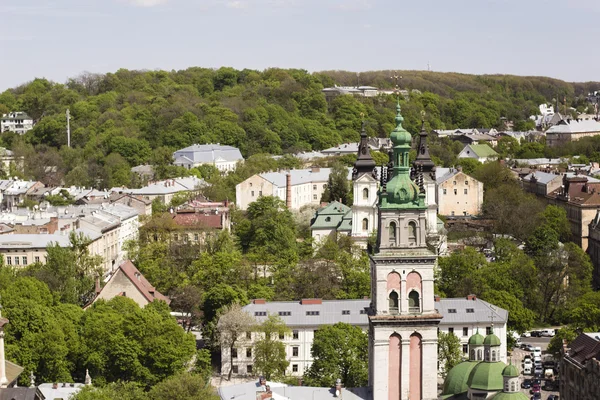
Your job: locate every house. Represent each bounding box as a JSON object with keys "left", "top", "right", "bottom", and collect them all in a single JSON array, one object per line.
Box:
[
  {"left": 221, "top": 296, "right": 507, "bottom": 378},
  {"left": 2, "top": 180, "right": 44, "bottom": 210},
  {"left": 130, "top": 165, "right": 154, "bottom": 181},
  {"left": 169, "top": 201, "right": 231, "bottom": 244},
  {"left": 235, "top": 167, "right": 352, "bottom": 211},
  {"left": 218, "top": 379, "right": 369, "bottom": 400},
  {"left": 112, "top": 176, "right": 206, "bottom": 205},
  {"left": 88, "top": 260, "right": 170, "bottom": 308},
  {"left": 310, "top": 201, "right": 352, "bottom": 243},
  {"left": 521, "top": 171, "right": 563, "bottom": 196},
  {"left": 172, "top": 144, "right": 243, "bottom": 173},
  {"left": 435, "top": 168, "right": 484, "bottom": 217},
  {"left": 546, "top": 119, "right": 600, "bottom": 147},
  {"left": 559, "top": 332, "right": 600, "bottom": 400},
  {"left": 1, "top": 112, "right": 34, "bottom": 135},
  {"left": 321, "top": 85, "right": 384, "bottom": 100},
  {"left": 512, "top": 158, "right": 566, "bottom": 169},
  {"left": 110, "top": 193, "right": 152, "bottom": 216},
  {"left": 457, "top": 144, "right": 498, "bottom": 163},
  {"left": 321, "top": 142, "right": 378, "bottom": 156},
  {"left": 452, "top": 133, "right": 498, "bottom": 147}
]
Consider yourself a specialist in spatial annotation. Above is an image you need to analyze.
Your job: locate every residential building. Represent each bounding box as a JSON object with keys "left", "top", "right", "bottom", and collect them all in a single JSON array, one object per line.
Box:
[
  {"left": 223, "top": 296, "right": 507, "bottom": 378},
  {"left": 1, "top": 112, "right": 34, "bottom": 135},
  {"left": 546, "top": 119, "right": 600, "bottom": 147},
  {"left": 457, "top": 144, "right": 498, "bottom": 163},
  {"left": 0, "top": 148, "right": 17, "bottom": 173},
  {"left": 452, "top": 133, "right": 498, "bottom": 147},
  {"left": 236, "top": 167, "right": 351, "bottom": 211},
  {"left": 560, "top": 332, "right": 600, "bottom": 400},
  {"left": 88, "top": 260, "right": 170, "bottom": 308},
  {"left": 3, "top": 180, "right": 44, "bottom": 210},
  {"left": 170, "top": 201, "right": 231, "bottom": 243},
  {"left": 112, "top": 176, "right": 206, "bottom": 205},
  {"left": 130, "top": 165, "right": 154, "bottom": 181},
  {"left": 497, "top": 130, "right": 544, "bottom": 143},
  {"left": 512, "top": 157, "right": 565, "bottom": 169},
  {"left": 172, "top": 144, "right": 243, "bottom": 172},
  {"left": 321, "top": 142, "right": 378, "bottom": 156},
  {"left": 310, "top": 201, "right": 352, "bottom": 243},
  {"left": 321, "top": 85, "right": 386, "bottom": 100},
  {"left": 432, "top": 128, "right": 495, "bottom": 139},
  {"left": 110, "top": 193, "right": 152, "bottom": 216},
  {"left": 435, "top": 168, "right": 484, "bottom": 217},
  {"left": 0, "top": 231, "right": 101, "bottom": 268},
  {"left": 521, "top": 171, "right": 563, "bottom": 196},
  {"left": 293, "top": 151, "right": 328, "bottom": 167},
  {"left": 587, "top": 212, "right": 600, "bottom": 290}
]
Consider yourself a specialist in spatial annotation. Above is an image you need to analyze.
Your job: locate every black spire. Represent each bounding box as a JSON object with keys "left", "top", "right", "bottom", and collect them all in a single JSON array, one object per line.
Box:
[
  {"left": 413, "top": 120, "right": 435, "bottom": 173},
  {"left": 352, "top": 121, "right": 377, "bottom": 180}
]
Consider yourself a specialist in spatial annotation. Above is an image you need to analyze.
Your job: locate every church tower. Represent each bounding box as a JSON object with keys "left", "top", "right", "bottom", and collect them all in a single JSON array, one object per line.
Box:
[
  {"left": 351, "top": 122, "right": 378, "bottom": 248},
  {"left": 368, "top": 103, "right": 442, "bottom": 400}
]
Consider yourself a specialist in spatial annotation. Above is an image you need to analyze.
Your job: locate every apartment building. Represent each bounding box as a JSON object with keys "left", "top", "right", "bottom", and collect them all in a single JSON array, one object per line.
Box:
[
  {"left": 1, "top": 112, "right": 34, "bottom": 134},
  {"left": 435, "top": 168, "right": 484, "bottom": 217}
]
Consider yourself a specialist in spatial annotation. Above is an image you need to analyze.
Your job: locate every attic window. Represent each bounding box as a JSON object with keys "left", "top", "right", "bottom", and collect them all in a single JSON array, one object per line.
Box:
[
  {"left": 342, "top": 310, "right": 350, "bottom": 315},
  {"left": 448, "top": 309, "right": 457, "bottom": 313},
  {"left": 254, "top": 311, "right": 267, "bottom": 316},
  {"left": 278, "top": 311, "right": 291, "bottom": 316},
  {"left": 359, "top": 309, "right": 367, "bottom": 314},
  {"left": 306, "top": 311, "right": 320, "bottom": 316},
  {"left": 466, "top": 308, "right": 474, "bottom": 313},
  {"left": 325, "top": 217, "right": 331, "bottom": 222}
]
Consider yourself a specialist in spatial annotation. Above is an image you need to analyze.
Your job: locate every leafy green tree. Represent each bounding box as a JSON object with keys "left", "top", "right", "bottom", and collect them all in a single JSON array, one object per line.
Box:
[
  {"left": 305, "top": 323, "right": 368, "bottom": 388},
  {"left": 481, "top": 289, "right": 535, "bottom": 333},
  {"left": 321, "top": 161, "right": 351, "bottom": 205},
  {"left": 437, "top": 247, "right": 488, "bottom": 298},
  {"left": 253, "top": 314, "right": 290, "bottom": 379},
  {"left": 148, "top": 372, "right": 219, "bottom": 400},
  {"left": 438, "top": 331, "right": 463, "bottom": 378},
  {"left": 72, "top": 382, "right": 145, "bottom": 400},
  {"left": 547, "top": 327, "right": 577, "bottom": 359},
  {"left": 539, "top": 205, "right": 571, "bottom": 243}
]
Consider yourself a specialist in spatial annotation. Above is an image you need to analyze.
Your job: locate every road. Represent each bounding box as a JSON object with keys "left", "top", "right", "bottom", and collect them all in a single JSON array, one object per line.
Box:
[{"left": 513, "top": 336, "right": 559, "bottom": 399}]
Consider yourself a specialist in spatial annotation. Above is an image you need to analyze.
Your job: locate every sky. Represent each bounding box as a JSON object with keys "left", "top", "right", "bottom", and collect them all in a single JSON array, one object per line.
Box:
[{"left": 1, "top": 0, "right": 600, "bottom": 91}]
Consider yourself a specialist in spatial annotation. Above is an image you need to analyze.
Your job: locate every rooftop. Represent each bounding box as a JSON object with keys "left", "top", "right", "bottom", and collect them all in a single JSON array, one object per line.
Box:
[{"left": 173, "top": 144, "right": 243, "bottom": 164}]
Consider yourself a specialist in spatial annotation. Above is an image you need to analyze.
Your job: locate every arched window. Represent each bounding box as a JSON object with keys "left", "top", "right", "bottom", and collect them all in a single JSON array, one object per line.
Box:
[
  {"left": 389, "top": 222, "right": 397, "bottom": 242},
  {"left": 477, "top": 349, "right": 482, "bottom": 361},
  {"left": 491, "top": 350, "right": 496, "bottom": 362},
  {"left": 362, "top": 188, "right": 369, "bottom": 200},
  {"left": 485, "top": 349, "right": 490, "bottom": 361},
  {"left": 510, "top": 381, "right": 516, "bottom": 392},
  {"left": 389, "top": 291, "right": 399, "bottom": 314},
  {"left": 408, "top": 290, "right": 420, "bottom": 312},
  {"left": 470, "top": 349, "right": 475, "bottom": 361},
  {"left": 362, "top": 218, "right": 369, "bottom": 231},
  {"left": 408, "top": 221, "right": 417, "bottom": 246}
]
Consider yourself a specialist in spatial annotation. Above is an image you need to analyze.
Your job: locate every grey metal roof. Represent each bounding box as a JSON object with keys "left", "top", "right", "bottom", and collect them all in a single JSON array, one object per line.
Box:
[
  {"left": 546, "top": 119, "right": 600, "bottom": 134},
  {"left": 0, "top": 233, "right": 72, "bottom": 249},
  {"left": 512, "top": 158, "right": 565, "bottom": 166},
  {"left": 321, "top": 142, "right": 377, "bottom": 155},
  {"left": 38, "top": 383, "right": 84, "bottom": 399},
  {"left": 435, "top": 167, "right": 459, "bottom": 184},
  {"left": 218, "top": 381, "right": 368, "bottom": 400},
  {"left": 173, "top": 144, "right": 243, "bottom": 164},
  {"left": 259, "top": 168, "right": 353, "bottom": 188},
  {"left": 522, "top": 171, "right": 561, "bottom": 185},
  {"left": 243, "top": 297, "right": 507, "bottom": 328}
]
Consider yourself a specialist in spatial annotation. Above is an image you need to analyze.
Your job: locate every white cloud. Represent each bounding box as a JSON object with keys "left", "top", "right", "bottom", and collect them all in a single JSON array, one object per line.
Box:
[{"left": 122, "top": 0, "right": 170, "bottom": 7}]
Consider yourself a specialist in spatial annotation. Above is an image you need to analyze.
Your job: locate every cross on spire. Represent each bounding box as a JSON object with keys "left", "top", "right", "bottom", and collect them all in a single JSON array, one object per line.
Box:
[{"left": 391, "top": 71, "right": 402, "bottom": 103}]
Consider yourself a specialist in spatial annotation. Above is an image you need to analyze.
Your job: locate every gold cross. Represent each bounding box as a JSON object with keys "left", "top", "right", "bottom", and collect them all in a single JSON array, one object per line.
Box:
[{"left": 391, "top": 71, "right": 402, "bottom": 91}]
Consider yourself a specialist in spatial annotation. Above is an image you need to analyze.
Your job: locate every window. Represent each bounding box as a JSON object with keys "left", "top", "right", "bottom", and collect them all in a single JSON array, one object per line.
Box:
[
  {"left": 464, "top": 189, "right": 468, "bottom": 195},
  {"left": 249, "top": 183, "right": 253, "bottom": 187},
  {"left": 313, "top": 185, "right": 317, "bottom": 190},
  {"left": 408, "top": 221, "right": 417, "bottom": 245},
  {"left": 14, "top": 257, "right": 19, "bottom": 265},
  {"left": 463, "top": 327, "right": 469, "bottom": 336},
  {"left": 278, "top": 311, "right": 291, "bottom": 316},
  {"left": 194, "top": 233, "right": 199, "bottom": 241},
  {"left": 389, "top": 291, "right": 399, "bottom": 314},
  {"left": 232, "top": 365, "right": 238, "bottom": 374},
  {"left": 454, "top": 189, "right": 457, "bottom": 195},
  {"left": 279, "top": 332, "right": 285, "bottom": 340},
  {"left": 259, "top": 191, "right": 262, "bottom": 196},
  {"left": 451, "top": 211, "right": 455, "bottom": 216},
  {"left": 293, "top": 330, "right": 299, "bottom": 340},
  {"left": 443, "top": 189, "right": 447, "bottom": 195},
  {"left": 6, "top": 257, "right": 11, "bottom": 265},
  {"left": 313, "top": 195, "right": 317, "bottom": 200},
  {"left": 448, "top": 327, "right": 454, "bottom": 334},
  {"left": 389, "top": 222, "right": 397, "bottom": 242},
  {"left": 462, "top": 344, "right": 468, "bottom": 354},
  {"left": 254, "top": 311, "right": 267, "bottom": 316},
  {"left": 408, "top": 290, "right": 420, "bottom": 311},
  {"left": 173, "top": 233, "right": 178, "bottom": 241},
  {"left": 325, "top": 217, "right": 331, "bottom": 222},
  {"left": 342, "top": 310, "right": 350, "bottom": 315},
  {"left": 486, "top": 326, "right": 492, "bottom": 335},
  {"left": 292, "top": 364, "right": 298, "bottom": 372},
  {"left": 22, "top": 256, "right": 27, "bottom": 265},
  {"left": 247, "top": 365, "right": 253, "bottom": 374},
  {"left": 465, "top": 180, "right": 469, "bottom": 185},
  {"left": 184, "top": 234, "right": 189, "bottom": 243},
  {"left": 34, "top": 256, "right": 39, "bottom": 263},
  {"left": 246, "top": 332, "right": 252, "bottom": 339},
  {"left": 359, "top": 309, "right": 367, "bottom": 314},
  {"left": 362, "top": 188, "right": 369, "bottom": 200},
  {"left": 306, "top": 311, "right": 320, "bottom": 316},
  {"left": 246, "top": 348, "right": 252, "bottom": 358},
  {"left": 232, "top": 348, "right": 238, "bottom": 358},
  {"left": 292, "top": 347, "right": 299, "bottom": 357},
  {"left": 453, "top": 181, "right": 456, "bottom": 185},
  {"left": 448, "top": 309, "right": 457, "bottom": 313},
  {"left": 323, "top": 184, "right": 327, "bottom": 189},
  {"left": 251, "top": 191, "right": 255, "bottom": 197},
  {"left": 362, "top": 218, "right": 368, "bottom": 231},
  {"left": 466, "top": 308, "right": 474, "bottom": 313}
]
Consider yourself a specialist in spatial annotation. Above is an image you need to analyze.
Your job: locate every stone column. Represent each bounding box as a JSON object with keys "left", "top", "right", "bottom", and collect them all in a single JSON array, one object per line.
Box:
[
  {"left": 400, "top": 276, "right": 408, "bottom": 313},
  {"left": 421, "top": 338, "right": 438, "bottom": 400},
  {"left": 400, "top": 340, "right": 411, "bottom": 400},
  {"left": 372, "top": 339, "right": 389, "bottom": 399}
]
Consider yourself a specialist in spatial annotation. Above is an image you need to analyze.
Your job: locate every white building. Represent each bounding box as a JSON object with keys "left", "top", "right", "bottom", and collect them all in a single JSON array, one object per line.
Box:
[
  {"left": 457, "top": 144, "right": 499, "bottom": 163},
  {"left": 172, "top": 144, "right": 243, "bottom": 173},
  {"left": 222, "top": 296, "right": 507, "bottom": 378},
  {"left": 1, "top": 112, "right": 34, "bottom": 135},
  {"left": 236, "top": 167, "right": 352, "bottom": 211},
  {"left": 112, "top": 176, "right": 206, "bottom": 205},
  {"left": 435, "top": 168, "right": 484, "bottom": 217}
]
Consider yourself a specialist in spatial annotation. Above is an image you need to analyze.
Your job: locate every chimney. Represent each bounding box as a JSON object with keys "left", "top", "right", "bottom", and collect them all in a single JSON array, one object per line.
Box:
[
  {"left": 253, "top": 299, "right": 266, "bottom": 304},
  {"left": 286, "top": 173, "right": 292, "bottom": 209},
  {"left": 52, "top": 383, "right": 58, "bottom": 390},
  {"left": 301, "top": 298, "right": 322, "bottom": 305},
  {"left": 334, "top": 378, "right": 342, "bottom": 397},
  {"left": 467, "top": 294, "right": 477, "bottom": 301},
  {"left": 311, "top": 166, "right": 320, "bottom": 173},
  {"left": 434, "top": 295, "right": 441, "bottom": 302}
]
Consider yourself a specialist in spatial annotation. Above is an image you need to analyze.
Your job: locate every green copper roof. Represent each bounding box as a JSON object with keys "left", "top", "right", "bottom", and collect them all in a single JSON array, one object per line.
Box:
[
  {"left": 468, "top": 329, "right": 485, "bottom": 345},
  {"left": 467, "top": 361, "right": 506, "bottom": 391},
  {"left": 484, "top": 330, "right": 501, "bottom": 347},
  {"left": 442, "top": 361, "right": 479, "bottom": 397},
  {"left": 502, "top": 363, "right": 519, "bottom": 377},
  {"left": 489, "top": 392, "right": 529, "bottom": 400},
  {"left": 310, "top": 202, "right": 350, "bottom": 230},
  {"left": 468, "top": 144, "right": 498, "bottom": 158},
  {"left": 381, "top": 102, "right": 425, "bottom": 210},
  {"left": 337, "top": 212, "right": 352, "bottom": 232}
]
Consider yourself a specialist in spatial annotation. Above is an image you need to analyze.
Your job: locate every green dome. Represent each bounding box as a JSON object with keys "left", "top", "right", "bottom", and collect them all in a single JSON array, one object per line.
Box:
[
  {"left": 484, "top": 333, "right": 501, "bottom": 346},
  {"left": 390, "top": 103, "right": 412, "bottom": 146},
  {"left": 502, "top": 364, "right": 518, "bottom": 377},
  {"left": 488, "top": 392, "right": 529, "bottom": 400},
  {"left": 468, "top": 330, "right": 485, "bottom": 345},
  {"left": 442, "top": 361, "right": 479, "bottom": 397},
  {"left": 467, "top": 362, "right": 506, "bottom": 391}
]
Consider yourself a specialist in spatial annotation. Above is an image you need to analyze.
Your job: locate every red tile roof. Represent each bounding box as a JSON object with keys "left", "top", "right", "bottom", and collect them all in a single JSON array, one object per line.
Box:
[
  {"left": 116, "top": 260, "right": 170, "bottom": 305},
  {"left": 172, "top": 212, "right": 224, "bottom": 229}
]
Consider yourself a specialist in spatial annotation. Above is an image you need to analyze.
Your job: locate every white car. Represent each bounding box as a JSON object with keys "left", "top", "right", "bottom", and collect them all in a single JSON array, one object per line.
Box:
[
  {"left": 521, "top": 331, "right": 531, "bottom": 337},
  {"left": 531, "top": 347, "right": 542, "bottom": 358},
  {"left": 523, "top": 359, "right": 533, "bottom": 369}
]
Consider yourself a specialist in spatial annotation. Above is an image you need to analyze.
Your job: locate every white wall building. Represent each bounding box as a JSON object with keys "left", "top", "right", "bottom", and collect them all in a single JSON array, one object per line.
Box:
[
  {"left": 173, "top": 144, "right": 243, "bottom": 173},
  {"left": 1, "top": 112, "right": 34, "bottom": 135}
]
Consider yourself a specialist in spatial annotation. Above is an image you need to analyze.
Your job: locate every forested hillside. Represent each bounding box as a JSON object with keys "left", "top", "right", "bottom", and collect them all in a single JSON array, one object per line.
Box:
[{"left": 0, "top": 67, "right": 598, "bottom": 188}]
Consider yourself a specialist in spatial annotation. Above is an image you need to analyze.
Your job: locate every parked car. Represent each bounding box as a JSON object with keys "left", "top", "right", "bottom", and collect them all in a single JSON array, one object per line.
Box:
[
  {"left": 530, "top": 393, "right": 541, "bottom": 400},
  {"left": 530, "top": 383, "right": 541, "bottom": 394},
  {"left": 522, "top": 331, "right": 531, "bottom": 337},
  {"left": 541, "top": 329, "right": 556, "bottom": 337},
  {"left": 530, "top": 330, "right": 542, "bottom": 337},
  {"left": 521, "top": 379, "right": 532, "bottom": 389},
  {"left": 531, "top": 347, "right": 542, "bottom": 358},
  {"left": 534, "top": 366, "right": 543, "bottom": 376},
  {"left": 547, "top": 395, "right": 559, "bottom": 400},
  {"left": 523, "top": 354, "right": 532, "bottom": 360},
  {"left": 531, "top": 378, "right": 541, "bottom": 386},
  {"left": 523, "top": 359, "right": 533, "bottom": 369},
  {"left": 523, "top": 344, "right": 534, "bottom": 351},
  {"left": 523, "top": 365, "right": 532, "bottom": 375}
]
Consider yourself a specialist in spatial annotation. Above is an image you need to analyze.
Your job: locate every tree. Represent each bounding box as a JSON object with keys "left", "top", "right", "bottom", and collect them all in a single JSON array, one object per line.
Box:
[
  {"left": 72, "top": 382, "right": 145, "bottom": 400},
  {"left": 216, "top": 303, "right": 256, "bottom": 380},
  {"left": 480, "top": 289, "right": 535, "bottom": 333},
  {"left": 148, "top": 372, "right": 220, "bottom": 400},
  {"left": 546, "top": 327, "right": 578, "bottom": 359},
  {"left": 321, "top": 162, "right": 351, "bottom": 205},
  {"left": 539, "top": 205, "right": 571, "bottom": 243},
  {"left": 305, "top": 323, "right": 368, "bottom": 388},
  {"left": 437, "top": 247, "right": 488, "bottom": 298},
  {"left": 438, "top": 331, "right": 463, "bottom": 378},
  {"left": 253, "top": 315, "right": 290, "bottom": 379}
]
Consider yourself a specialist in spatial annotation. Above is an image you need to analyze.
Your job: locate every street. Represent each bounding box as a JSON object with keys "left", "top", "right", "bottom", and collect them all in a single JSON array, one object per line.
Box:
[{"left": 512, "top": 336, "right": 560, "bottom": 399}]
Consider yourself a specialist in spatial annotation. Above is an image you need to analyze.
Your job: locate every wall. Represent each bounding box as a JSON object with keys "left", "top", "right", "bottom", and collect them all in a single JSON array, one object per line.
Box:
[
  {"left": 235, "top": 175, "right": 274, "bottom": 210},
  {"left": 94, "top": 268, "right": 149, "bottom": 307},
  {"left": 437, "top": 172, "right": 483, "bottom": 217}
]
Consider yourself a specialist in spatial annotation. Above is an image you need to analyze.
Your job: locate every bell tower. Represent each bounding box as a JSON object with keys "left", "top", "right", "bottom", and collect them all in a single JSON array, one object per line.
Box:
[{"left": 368, "top": 102, "right": 441, "bottom": 400}]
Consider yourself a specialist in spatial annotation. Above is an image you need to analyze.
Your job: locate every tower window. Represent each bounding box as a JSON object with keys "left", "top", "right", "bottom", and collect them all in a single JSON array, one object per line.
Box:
[
  {"left": 362, "top": 218, "right": 368, "bottom": 231},
  {"left": 389, "top": 291, "right": 399, "bottom": 314},
  {"left": 408, "top": 290, "right": 420, "bottom": 312},
  {"left": 389, "top": 222, "right": 397, "bottom": 242},
  {"left": 362, "top": 188, "right": 369, "bottom": 200},
  {"left": 408, "top": 221, "right": 417, "bottom": 245}
]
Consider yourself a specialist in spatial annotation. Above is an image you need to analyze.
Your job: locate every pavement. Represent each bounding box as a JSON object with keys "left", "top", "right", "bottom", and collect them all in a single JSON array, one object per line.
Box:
[{"left": 514, "top": 336, "right": 560, "bottom": 399}]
